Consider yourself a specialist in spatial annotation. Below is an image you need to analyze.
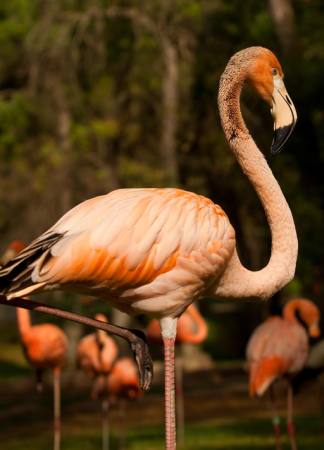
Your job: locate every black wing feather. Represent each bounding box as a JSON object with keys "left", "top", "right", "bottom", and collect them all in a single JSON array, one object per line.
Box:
[{"left": 0, "top": 232, "right": 63, "bottom": 294}]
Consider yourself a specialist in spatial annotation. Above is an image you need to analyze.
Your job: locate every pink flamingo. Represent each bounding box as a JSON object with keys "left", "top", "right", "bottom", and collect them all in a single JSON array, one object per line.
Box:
[
  {"left": 147, "top": 304, "right": 208, "bottom": 445},
  {"left": 2, "top": 241, "right": 68, "bottom": 450},
  {"left": 0, "top": 47, "right": 298, "bottom": 450},
  {"left": 16, "top": 307, "right": 68, "bottom": 450},
  {"left": 93, "top": 356, "right": 142, "bottom": 450},
  {"left": 76, "top": 313, "right": 118, "bottom": 381},
  {"left": 246, "top": 299, "right": 320, "bottom": 450},
  {"left": 106, "top": 356, "right": 141, "bottom": 402},
  {"left": 77, "top": 313, "right": 118, "bottom": 450}
]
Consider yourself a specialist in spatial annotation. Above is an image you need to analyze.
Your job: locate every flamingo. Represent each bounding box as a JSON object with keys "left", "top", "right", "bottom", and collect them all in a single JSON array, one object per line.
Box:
[
  {"left": 76, "top": 313, "right": 118, "bottom": 450},
  {"left": 16, "top": 307, "right": 68, "bottom": 450},
  {"left": 246, "top": 299, "right": 320, "bottom": 450},
  {"left": 1, "top": 241, "right": 68, "bottom": 450},
  {"left": 93, "top": 356, "right": 142, "bottom": 450},
  {"left": 0, "top": 47, "right": 298, "bottom": 450},
  {"left": 76, "top": 313, "right": 119, "bottom": 382},
  {"left": 147, "top": 304, "right": 208, "bottom": 445}
]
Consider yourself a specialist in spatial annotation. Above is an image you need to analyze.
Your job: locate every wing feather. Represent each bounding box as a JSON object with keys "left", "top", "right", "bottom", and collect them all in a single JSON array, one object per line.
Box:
[{"left": 0, "top": 188, "right": 234, "bottom": 298}]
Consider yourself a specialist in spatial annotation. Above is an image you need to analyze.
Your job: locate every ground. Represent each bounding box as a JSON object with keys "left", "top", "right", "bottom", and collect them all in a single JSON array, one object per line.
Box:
[{"left": 1, "top": 341, "right": 323, "bottom": 450}]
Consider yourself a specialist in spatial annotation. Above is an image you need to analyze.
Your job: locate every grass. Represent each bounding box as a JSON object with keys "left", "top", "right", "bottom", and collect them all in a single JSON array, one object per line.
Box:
[
  {"left": 1, "top": 340, "right": 323, "bottom": 449},
  {"left": 2, "top": 412, "right": 324, "bottom": 449}
]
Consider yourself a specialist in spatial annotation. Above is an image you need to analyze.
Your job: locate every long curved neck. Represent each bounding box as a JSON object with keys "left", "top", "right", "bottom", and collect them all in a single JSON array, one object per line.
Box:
[
  {"left": 16, "top": 307, "right": 32, "bottom": 338},
  {"left": 187, "top": 306, "right": 208, "bottom": 344},
  {"left": 283, "top": 300, "right": 300, "bottom": 323},
  {"left": 215, "top": 60, "right": 298, "bottom": 300}
]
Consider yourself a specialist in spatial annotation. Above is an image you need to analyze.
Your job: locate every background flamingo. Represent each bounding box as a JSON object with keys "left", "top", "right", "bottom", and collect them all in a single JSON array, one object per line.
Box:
[
  {"left": 2, "top": 241, "right": 68, "bottom": 450},
  {"left": 77, "top": 313, "right": 118, "bottom": 450},
  {"left": 93, "top": 356, "right": 142, "bottom": 450},
  {"left": 246, "top": 299, "right": 320, "bottom": 450},
  {"left": 147, "top": 304, "right": 208, "bottom": 445},
  {"left": 0, "top": 47, "right": 298, "bottom": 450},
  {"left": 77, "top": 313, "right": 118, "bottom": 383}
]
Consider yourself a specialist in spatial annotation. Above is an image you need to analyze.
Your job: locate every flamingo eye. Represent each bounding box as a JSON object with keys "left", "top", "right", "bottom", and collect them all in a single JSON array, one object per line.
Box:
[{"left": 272, "top": 68, "right": 279, "bottom": 76}]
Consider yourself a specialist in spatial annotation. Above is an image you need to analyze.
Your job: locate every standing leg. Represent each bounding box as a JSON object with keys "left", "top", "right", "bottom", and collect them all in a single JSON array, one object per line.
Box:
[
  {"left": 160, "top": 317, "right": 178, "bottom": 450},
  {"left": 53, "top": 367, "right": 61, "bottom": 450},
  {"left": 269, "top": 385, "right": 282, "bottom": 450},
  {"left": 118, "top": 399, "right": 126, "bottom": 450},
  {"left": 176, "top": 348, "right": 185, "bottom": 447},
  {"left": 102, "top": 399, "right": 109, "bottom": 450},
  {"left": 36, "top": 368, "right": 43, "bottom": 393},
  {"left": 287, "top": 382, "right": 297, "bottom": 450}
]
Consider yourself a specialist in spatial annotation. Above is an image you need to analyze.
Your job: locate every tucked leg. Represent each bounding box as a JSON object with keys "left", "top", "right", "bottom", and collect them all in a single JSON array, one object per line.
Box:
[{"left": 0, "top": 296, "right": 153, "bottom": 391}]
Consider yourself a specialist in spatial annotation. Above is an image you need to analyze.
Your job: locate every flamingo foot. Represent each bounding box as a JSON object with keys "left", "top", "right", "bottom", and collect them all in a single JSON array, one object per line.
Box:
[{"left": 130, "top": 329, "right": 153, "bottom": 391}]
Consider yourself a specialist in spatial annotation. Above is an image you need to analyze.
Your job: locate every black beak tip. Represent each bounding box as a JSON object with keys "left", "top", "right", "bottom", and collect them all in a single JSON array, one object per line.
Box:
[{"left": 271, "top": 124, "right": 295, "bottom": 155}]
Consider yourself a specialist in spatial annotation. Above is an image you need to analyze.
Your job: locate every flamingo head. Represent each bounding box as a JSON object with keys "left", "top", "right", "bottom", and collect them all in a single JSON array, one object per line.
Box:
[
  {"left": 285, "top": 298, "right": 321, "bottom": 338},
  {"left": 299, "top": 299, "right": 321, "bottom": 338},
  {"left": 244, "top": 47, "right": 297, "bottom": 154}
]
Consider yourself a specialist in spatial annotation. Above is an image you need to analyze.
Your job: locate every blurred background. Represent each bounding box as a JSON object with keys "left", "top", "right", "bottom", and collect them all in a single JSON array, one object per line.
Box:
[{"left": 0, "top": 0, "right": 323, "bottom": 449}]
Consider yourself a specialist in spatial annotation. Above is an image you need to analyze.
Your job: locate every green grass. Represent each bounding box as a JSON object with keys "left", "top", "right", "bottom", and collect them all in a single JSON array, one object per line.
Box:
[
  {"left": 0, "top": 339, "right": 30, "bottom": 379},
  {"left": 2, "top": 414, "right": 324, "bottom": 449},
  {"left": 1, "top": 341, "right": 323, "bottom": 449}
]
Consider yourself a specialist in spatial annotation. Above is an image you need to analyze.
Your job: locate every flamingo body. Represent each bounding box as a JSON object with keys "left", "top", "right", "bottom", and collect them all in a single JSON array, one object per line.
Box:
[
  {"left": 76, "top": 314, "right": 118, "bottom": 378},
  {"left": 247, "top": 316, "right": 308, "bottom": 396},
  {"left": 246, "top": 299, "right": 320, "bottom": 450},
  {"left": 2, "top": 189, "right": 235, "bottom": 318},
  {"left": 247, "top": 299, "right": 320, "bottom": 397},
  {"left": 16, "top": 312, "right": 68, "bottom": 450},
  {"left": 21, "top": 321, "right": 67, "bottom": 370},
  {"left": 106, "top": 357, "right": 141, "bottom": 401}
]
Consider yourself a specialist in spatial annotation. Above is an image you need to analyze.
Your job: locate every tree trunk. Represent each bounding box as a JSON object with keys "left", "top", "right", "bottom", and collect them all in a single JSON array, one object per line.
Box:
[
  {"left": 268, "top": 0, "right": 297, "bottom": 54},
  {"left": 160, "top": 37, "right": 179, "bottom": 185}
]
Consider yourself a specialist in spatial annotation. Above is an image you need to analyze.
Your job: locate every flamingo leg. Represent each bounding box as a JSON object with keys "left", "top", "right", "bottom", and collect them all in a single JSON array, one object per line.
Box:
[
  {"left": 53, "top": 367, "right": 61, "bottom": 450},
  {"left": 175, "top": 348, "right": 185, "bottom": 447},
  {"left": 161, "top": 317, "right": 178, "bottom": 450},
  {"left": 0, "top": 296, "right": 153, "bottom": 391},
  {"left": 269, "top": 385, "right": 282, "bottom": 450},
  {"left": 102, "top": 399, "right": 110, "bottom": 450},
  {"left": 287, "top": 382, "right": 297, "bottom": 450},
  {"left": 36, "top": 368, "right": 43, "bottom": 393},
  {"left": 118, "top": 399, "right": 127, "bottom": 450}
]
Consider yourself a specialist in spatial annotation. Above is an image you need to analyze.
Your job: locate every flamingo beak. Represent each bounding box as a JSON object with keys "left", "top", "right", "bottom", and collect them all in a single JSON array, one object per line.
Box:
[
  {"left": 309, "top": 322, "right": 321, "bottom": 338},
  {"left": 270, "top": 76, "right": 297, "bottom": 154}
]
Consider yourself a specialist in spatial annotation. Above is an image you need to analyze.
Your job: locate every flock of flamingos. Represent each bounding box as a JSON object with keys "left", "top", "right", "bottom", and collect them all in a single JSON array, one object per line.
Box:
[{"left": 0, "top": 46, "right": 321, "bottom": 450}]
